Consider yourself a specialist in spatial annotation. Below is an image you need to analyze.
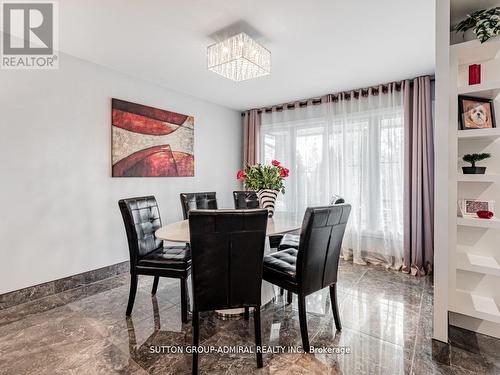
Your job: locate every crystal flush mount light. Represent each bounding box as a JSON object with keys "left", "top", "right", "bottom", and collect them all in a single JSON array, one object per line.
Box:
[{"left": 207, "top": 32, "right": 271, "bottom": 82}]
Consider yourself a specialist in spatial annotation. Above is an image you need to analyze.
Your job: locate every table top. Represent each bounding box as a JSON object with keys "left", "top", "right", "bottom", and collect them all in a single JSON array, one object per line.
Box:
[{"left": 155, "top": 211, "right": 302, "bottom": 243}]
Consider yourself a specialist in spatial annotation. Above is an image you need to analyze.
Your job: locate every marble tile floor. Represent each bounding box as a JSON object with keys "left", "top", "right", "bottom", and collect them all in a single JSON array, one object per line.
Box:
[{"left": 0, "top": 261, "right": 498, "bottom": 374}]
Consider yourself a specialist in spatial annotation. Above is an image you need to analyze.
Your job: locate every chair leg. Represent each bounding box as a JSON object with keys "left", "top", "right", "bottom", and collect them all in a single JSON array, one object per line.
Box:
[
  {"left": 244, "top": 306, "right": 250, "bottom": 320},
  {"left": 192, "top": 311, "right": 199, "bottom": 375},
  {"left": 298, "top": 294, "right": 310, "bottom": 353},
  {"left": 151, "top": 276, "right": 160, "bottom": 295},
  {"left": 126, "top": 273, "right": 138, "bottom": 316},
  {"left": 330, "top": 283, "right": 342, "bottom": 331},
  {"left": 287, "top": 290, "right": 293, "bottom": 304},
  {"left": 180, "top": 278, "right": 189, "bottom": 324},
  {"left": 254, "top": 306, "right": 263, "bottom": 368}
]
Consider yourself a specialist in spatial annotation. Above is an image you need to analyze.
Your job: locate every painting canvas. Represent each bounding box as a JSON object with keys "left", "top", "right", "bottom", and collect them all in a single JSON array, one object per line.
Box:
[{"left": 112, "top": 99, "right": 194, "bottom": 177}]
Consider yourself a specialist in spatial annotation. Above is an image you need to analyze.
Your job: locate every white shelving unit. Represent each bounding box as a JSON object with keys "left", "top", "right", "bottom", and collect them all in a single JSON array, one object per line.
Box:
[
  {"left": 457, "top": 216, "right": 500, "bottom": 229},
  {"left": 457, "top": 81, "right": 500, "bottom": 99},
  {"left": 451, "top": 38, "right": 500, "bottom": 65},
  {"left": 435, "top": 2, "right": 500, "bottom": 343},
  {"left": 452, "top": 290, "right": 500, "bottom": 325},
  {"left": 447, "top": 34, "right": 500, "bottom": 339},
  {"left": 456, "top": 252, "right": 500, "bottom": 277},
  {"left": 457, "top": 174, "right": 500, "bottom": 183},
  {"left": 458, "top": 128, "right": 500, "bottom": 140}
]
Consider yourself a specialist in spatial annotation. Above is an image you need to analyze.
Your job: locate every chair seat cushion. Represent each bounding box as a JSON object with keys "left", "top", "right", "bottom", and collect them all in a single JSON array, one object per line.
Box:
[
  {"left": 278, "top": 233, "right": 300, "bottom": 251},
  {"left": 138, "top": 246, "right": 191, "bottom": 270},
  {"left": 263, "top": 248, "right": 298, "bottom": 282}
]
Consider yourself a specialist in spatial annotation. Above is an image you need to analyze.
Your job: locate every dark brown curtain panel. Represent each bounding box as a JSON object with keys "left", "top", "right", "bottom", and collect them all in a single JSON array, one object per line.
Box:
[
  {"left": 403, "top": 76, "right": 434, "bottom": 276},
  {"left": 243, "top": 109, "right": 261, "bottom": 166}
]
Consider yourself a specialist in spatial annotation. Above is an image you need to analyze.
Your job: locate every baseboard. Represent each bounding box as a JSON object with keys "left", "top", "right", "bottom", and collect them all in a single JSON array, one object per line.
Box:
[
  {"left": 0, "top": 261, "right": 130, "bottom": 310},
  {"left": 432, "top": 338, "right": 451, "bottom": 365}
]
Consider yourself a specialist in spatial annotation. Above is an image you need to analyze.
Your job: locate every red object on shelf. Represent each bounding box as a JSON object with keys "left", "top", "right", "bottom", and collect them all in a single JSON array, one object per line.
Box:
[
  {"left": 468, "top": 64, "right": 481, "bottom": 85},
  {"left": 476, "top": 210, "right": 493, "bottom": 219}
]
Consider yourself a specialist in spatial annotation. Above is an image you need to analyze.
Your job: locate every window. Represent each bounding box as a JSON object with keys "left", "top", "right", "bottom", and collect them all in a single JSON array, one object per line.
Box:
[{"left": 260, "top": 93, "right": 404, "bottom": 265}]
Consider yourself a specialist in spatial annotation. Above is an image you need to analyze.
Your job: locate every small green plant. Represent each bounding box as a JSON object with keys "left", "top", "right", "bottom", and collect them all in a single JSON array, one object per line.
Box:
[
  {"left": 454, "top": 7, "right": 500, "bottom": 43},
  {"left": 236, "top": 160, "right": 289, "bottom": 194},
  {"left": 463, "top": 153, "right": 491, "bottom": 167}
]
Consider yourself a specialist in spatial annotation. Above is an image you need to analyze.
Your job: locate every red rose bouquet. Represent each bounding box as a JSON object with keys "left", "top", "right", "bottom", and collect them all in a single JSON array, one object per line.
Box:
[{"left": 236, "top": 160, "right": 289, "bottom": 194}]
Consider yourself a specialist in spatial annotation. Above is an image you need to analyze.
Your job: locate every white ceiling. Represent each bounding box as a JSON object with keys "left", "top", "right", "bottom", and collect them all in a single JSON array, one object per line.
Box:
[
  {"left": 59, "top": 0, "right": 435, "bottom": 111},
  {"left": 451, "top": 0, "right": 500, "bottom": 26}
]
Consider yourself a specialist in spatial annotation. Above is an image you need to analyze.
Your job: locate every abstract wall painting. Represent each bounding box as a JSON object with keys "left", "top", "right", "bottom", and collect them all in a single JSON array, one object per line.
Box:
[{"left": 111, "top": 98, "right": 194, "bottom": 177}]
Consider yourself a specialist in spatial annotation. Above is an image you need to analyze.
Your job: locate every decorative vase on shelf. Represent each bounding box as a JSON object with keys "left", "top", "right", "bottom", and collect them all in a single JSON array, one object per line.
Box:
[
  {"left": 257, "top": 189, "right": 278, "bottom": 217},
  {"left": 468, "top": 64, "right": 481, "bottom": 85}
]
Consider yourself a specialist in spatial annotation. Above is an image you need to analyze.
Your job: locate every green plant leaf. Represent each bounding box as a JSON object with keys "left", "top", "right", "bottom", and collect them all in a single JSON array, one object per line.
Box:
[
  {"left": 463, "top": 153, "right": 491, "bottom": 166},
  {"left": 454, "top": 6, "right": 500, "bottom": 43}
]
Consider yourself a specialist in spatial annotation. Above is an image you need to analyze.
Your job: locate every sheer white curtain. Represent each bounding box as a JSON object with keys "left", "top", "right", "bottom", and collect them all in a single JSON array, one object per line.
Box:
[{"left": 260, "top": 87, "right": 404, "bottom": 268}]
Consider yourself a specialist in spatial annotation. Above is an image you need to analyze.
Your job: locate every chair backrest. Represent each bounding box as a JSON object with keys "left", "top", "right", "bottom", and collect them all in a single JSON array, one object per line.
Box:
[
  {"left": 330, "top": 195, "right": 345, "bottom": 205},
  {"left": 179, "top": 192, "right": 218, "bottom": 219},
  {"left": 188, "top": 209, "right": 268, "bottom": 312},
  {"left": 233, "top": 191, "right": 259, "bottom": 209},
  {"left": 118, "top": 196, "right": 163, "bottom": 266},
  {"left": 296, "top": 204, "right": 351, "bottom": 296}
]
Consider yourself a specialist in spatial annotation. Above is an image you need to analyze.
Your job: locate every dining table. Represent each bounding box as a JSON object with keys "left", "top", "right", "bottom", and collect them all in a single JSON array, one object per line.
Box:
[{"left": 155, "top": 210, "right": 303, "bottom": 317}]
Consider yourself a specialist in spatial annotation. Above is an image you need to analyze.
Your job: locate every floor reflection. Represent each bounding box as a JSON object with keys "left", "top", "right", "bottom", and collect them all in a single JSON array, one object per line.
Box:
[{"left": 126, "top": 296, "right": 161, "bottom": 365}]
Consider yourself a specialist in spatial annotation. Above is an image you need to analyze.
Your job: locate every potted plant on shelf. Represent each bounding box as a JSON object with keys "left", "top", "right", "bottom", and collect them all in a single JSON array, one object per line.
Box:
[
  {"left": 236, "top": 160, "right": 289, "bottom": 217},
  {"left": 462, "top": 153, "right": 491, "bottom": 174},
  {"left": 454, "top": 7, "right": 500, "bottom": 43}
]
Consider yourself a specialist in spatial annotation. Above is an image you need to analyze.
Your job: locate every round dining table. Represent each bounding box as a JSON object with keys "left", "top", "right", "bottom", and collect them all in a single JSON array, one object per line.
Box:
[{"left": 155, "top": 211, "right": 302, "bottom": 317}]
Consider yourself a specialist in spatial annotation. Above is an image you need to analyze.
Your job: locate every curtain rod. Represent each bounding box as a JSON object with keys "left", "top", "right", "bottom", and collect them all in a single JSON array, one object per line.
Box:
[{"left": 241, "top": 75, "right": 435, "bottom": 116}]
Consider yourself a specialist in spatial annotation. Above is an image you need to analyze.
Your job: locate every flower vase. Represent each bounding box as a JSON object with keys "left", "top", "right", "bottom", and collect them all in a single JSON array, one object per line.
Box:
[{"left": 257, "top": 189, "right": 278, "bottom": 217}]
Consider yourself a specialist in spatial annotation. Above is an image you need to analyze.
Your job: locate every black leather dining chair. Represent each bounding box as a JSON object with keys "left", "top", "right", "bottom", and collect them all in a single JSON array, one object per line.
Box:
[
  {"left": 262, "top": 204, "right": 351, "bottom": 353},
  {"left": 188, "top": 209, "right": 268, "bottom": 374},
  {"left": 233, "top": 190, "right": 259, "bottom": 209},
  {"left": 278, "top": 195, "right": 345, "bottom": 251},
  {"left": 180, "top": 192, "right": 218, "bottom": 219},
  {"left": 119, "top": 196, "right": 191, "bottom": 323}
]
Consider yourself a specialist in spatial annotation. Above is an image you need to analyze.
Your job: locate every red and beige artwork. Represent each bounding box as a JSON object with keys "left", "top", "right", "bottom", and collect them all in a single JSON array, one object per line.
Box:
[{"left": 112, "top": 99, "right": 194, "bottom": 177}]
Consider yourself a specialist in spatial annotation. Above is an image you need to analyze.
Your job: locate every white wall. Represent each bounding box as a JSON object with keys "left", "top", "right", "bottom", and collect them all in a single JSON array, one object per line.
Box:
[
  {"left": 433, "top": 0, "right": 451, "bottom": 343},
  {"left": 0, "top": 53, "right": 242, "bottom": 294}
]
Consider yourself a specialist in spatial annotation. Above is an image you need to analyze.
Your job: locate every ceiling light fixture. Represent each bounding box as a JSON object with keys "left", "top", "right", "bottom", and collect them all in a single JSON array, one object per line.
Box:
[{"left": 207, "top": 32, "right": 271, "bottom": 82}]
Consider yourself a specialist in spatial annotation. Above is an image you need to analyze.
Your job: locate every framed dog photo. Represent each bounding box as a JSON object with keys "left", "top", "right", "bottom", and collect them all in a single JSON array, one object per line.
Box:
[
  {"left": 458, "top": 95, "right": 496, "bottom": 130},
  {"left": 460, "top": 199, "right": 495, "bottom": 216}
]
